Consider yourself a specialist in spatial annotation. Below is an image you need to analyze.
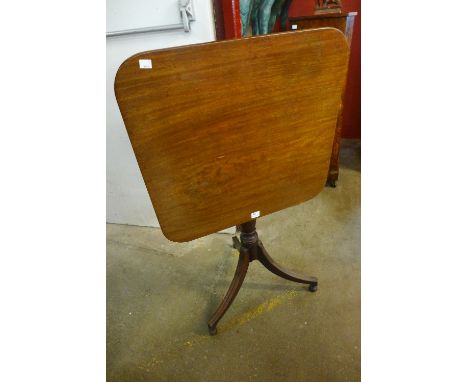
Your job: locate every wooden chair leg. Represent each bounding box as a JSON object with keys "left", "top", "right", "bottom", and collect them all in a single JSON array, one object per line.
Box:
[
  {"left": 256, "top": 240, "right": 318, "bottom": 292},
  {"left": 207, "top": 246, "right": 250, "bottom": 335}
]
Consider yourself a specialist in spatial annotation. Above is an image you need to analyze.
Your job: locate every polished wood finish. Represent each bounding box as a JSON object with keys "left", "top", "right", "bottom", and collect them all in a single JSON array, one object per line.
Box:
[
  {"left": 222, "top": 0, "right": 242, "bottom": 39},
  {"left": 208, "top": 220, "right": 318, "bottom": 335},
  {"left": 208, "top": 242, "right": 250, "bottom": 335},
  {"left": 212, "top": 0, "right": 226, "bottom": 40},
  {"left": 289, "top": 12, "right": 356, "bottom": 186},
  {"left": 212, "top": 0, "right": 242, "bottom": 39},
  {"left": 115, "top": 28, "right": 349, "bottom": 242}
]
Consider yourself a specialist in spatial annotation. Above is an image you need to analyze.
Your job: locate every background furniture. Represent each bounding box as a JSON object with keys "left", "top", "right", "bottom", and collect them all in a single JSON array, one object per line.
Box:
[{"left": 115, "top": 28, "right": 349, "bottom": 334}]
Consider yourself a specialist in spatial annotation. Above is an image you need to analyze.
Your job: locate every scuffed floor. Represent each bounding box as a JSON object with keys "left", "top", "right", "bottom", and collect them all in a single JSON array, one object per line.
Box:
[{"left": 107, "top": 139, "right": 360, "bottom": 382}]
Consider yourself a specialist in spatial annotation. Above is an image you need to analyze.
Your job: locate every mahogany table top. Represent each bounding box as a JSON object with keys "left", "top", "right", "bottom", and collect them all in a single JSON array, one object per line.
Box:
[{"left": 115, "top": 28, "right": 349, "bottom": 242}]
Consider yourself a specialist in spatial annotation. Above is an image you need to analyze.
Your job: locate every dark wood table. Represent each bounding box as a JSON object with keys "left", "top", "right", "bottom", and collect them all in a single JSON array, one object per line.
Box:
[{"left": 115, "top": 28, "right": 350, "bottom": 334}]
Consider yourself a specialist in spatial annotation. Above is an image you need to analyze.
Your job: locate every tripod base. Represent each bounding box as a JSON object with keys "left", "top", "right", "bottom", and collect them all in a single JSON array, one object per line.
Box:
[{"left": 207, "top": 220, "right": 317, "bottom": 335}]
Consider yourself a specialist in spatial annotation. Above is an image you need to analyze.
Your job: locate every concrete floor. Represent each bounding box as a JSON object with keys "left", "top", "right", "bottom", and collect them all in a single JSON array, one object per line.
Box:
[{"left": 107, "top": 139, "right": 361, "bottom": 382}]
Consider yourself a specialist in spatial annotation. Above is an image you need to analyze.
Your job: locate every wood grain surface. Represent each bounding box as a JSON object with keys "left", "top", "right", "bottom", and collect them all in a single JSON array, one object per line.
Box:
[
  {"left": 115, "top": 28, "right": 349, "bottom": 242},
  {"left": 289, "top": 13, "right": 357, "bottom": 186}
]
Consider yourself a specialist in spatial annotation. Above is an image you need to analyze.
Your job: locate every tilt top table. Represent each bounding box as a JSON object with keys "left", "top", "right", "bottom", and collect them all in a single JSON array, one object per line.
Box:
[{"left": 115, "top": 28, "right": 349, "bottom": 335}]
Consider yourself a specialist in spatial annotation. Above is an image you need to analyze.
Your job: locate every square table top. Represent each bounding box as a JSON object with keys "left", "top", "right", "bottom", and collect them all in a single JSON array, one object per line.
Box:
[{"left": 115, "top": 28, "right": 349, "bottom": 242}]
